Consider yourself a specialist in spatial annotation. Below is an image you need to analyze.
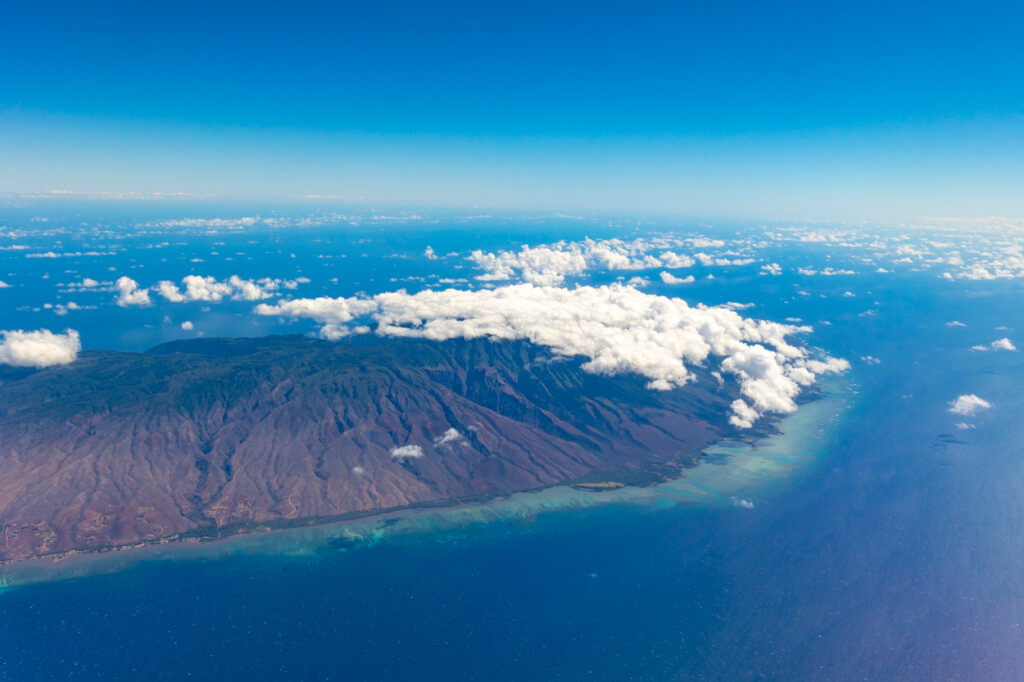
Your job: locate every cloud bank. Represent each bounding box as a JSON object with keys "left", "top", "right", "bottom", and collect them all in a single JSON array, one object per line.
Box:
[
  {"left": 156, "top": 275, "right": 307, "bottom": 303},
  {"left": 257, "top": 283, "right": 848, "bottom": 428},
  {"left": 0, "top": 328, "right": 81, "bottom": 367},
  {"left": 467, "top": 238, "right": 719, "bottom": 286}
]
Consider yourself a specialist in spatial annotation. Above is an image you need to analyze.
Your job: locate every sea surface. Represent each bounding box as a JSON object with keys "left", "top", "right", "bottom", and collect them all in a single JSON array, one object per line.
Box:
[{"left": 2, "top": 204, "right": 1024, "bottom": 680}]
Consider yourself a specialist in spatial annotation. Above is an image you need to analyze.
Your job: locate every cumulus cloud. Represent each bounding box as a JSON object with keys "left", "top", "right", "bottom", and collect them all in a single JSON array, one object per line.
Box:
[
  {"left": 991, "top": 338, "right": 1016, "bottom": 351},
  {"left": 660, "top": 272, "right": 695, "bottom": 284},
  {"left": 948, "top": 394, "right": 992, "bottom": 416},
  {"left": 257, "top": 283, "right": 848, "bottom": 428},
  {"left": 115, "top": 276, "right": 151, "bottom": 306},
  {"left": 688, "top": 238, "right": 726, "bottom": 248},
  {"left": 0, "top": 328, "right": 81, "bottom": 367},
  {"left": 694, "top": 253, "right": 754, "bottom": 267},
  {"left": 970, "top": 338, "right": 1017, "bottom": 352},
  {"left": 156, "top": 275, "right": 307, "bottom": 303},
  {"left": 180, "top": 321, "right": 194, "bottom": 331},
  {"left": 155, "top": 280, "right": 187, "bottom": 302},
  {"left": 950, "top": 250, "right": 1024, "bottom": 280},
  {"left": 467, "top": 238, "right": 706, "bottom": 285},
  {"left": 390, "top": 444, "right": 424, "bottom": 459},
  {"left": 254, "top": 296, "right": 379, "bottom": 340}
]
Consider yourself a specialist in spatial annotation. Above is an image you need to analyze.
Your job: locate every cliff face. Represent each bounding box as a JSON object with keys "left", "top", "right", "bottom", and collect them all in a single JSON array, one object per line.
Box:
[{"left": 0, "top": 335, "right": 736, "bottom": 561}]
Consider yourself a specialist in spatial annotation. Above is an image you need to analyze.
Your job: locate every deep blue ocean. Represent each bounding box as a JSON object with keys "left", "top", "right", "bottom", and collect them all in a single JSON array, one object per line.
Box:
[{"left": 2, "top": 203, "right": 1023, "bottom": 680}]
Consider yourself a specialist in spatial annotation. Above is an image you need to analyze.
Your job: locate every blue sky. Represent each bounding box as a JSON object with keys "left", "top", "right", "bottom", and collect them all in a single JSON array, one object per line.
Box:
[{"left": 2, "top": 0, "right": 1023, "bottom": 219}]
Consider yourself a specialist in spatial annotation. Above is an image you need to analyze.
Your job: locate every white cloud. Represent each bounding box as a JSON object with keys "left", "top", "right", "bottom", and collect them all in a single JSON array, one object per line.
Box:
[
  {"left": 729, "top": 399, "right": 761, "bottom": 429},
  {"left": 660, "top": 272, "right": 694, "bottom": 285},
  {"left": 257, "top": 283, "right": 847, "bottom": 428},
  {"left": 0, "top": 280, "right": 10, "bottom": 288},
  {"left": 467, "top": 238, "right": 706, "bottom": 285},
  {"left": 26, "top": 251, "right": 114, "bottom": 259},
  {"left": 970, "top": 338, "right": 1017, "bottom": 352},
  {"left": 694, "top": 253, "right": 754, "bottom": 267},
  {"left": 798, "top": 267, "right": 856, "bottom": 276},
  {"left": 115, "top": 276, "right": 151, "bottom": 306},
  {"left": 948, "top": 394, "right": 992, "bottom": 416},
  {"left": 255, "top": 296, "right": 380, "bottom": 340},
  {"left": 49, "top": 301, "right": 93, "bottom": 316},
  {"left": 434, "top": 428, "right": 464, "bottom": 446},
  {"left": 951, "top": 251, "right": 1024, "bottom": 280},
  {"left": 390, "top": 444, "right": 424, "bottom": 459},
  {"left": 424, "top": 246, "right": 438, "bottom": 260},
  {"left": 991, "top": 338, "right": 1016, "bottom": 351},
  {"left": 761, "top": 263, "right": 782, "bottom": 276},
  {"left": 154, "top": 217, "right": 261, "bottom": 229},
  {"left": 688, "top": 238, "right": 726, "bottom": 248},
  {"left": 0, "top": 328, "right": 81, "bottom": 367},
  {"left": 659, "top": 252, "right": 696, "bottom": 268},
  {"left": 181, "top": 321, "right": 194, "bottom": 331},
  {"left": 946, "top": 320, "right": 967, "bottom": 327},
  {"left": 156, "top": 275, "right": 307, "bottom": 303}
]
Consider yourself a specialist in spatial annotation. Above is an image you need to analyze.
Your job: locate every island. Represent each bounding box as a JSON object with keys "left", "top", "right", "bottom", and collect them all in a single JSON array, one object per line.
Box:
[{"left": 0, "top": 335, "right": 744, "bottom": 563}]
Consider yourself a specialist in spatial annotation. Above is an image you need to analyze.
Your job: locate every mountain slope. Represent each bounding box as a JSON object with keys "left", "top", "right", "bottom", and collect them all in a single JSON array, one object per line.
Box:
[{"left": 0, "top": 335, "right": 738, "bottom": 561}]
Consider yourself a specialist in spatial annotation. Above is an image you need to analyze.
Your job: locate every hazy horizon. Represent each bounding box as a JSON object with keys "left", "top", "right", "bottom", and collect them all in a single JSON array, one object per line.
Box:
[{"left": 4, "top": 1, "right": 1024, "bottom": 221}]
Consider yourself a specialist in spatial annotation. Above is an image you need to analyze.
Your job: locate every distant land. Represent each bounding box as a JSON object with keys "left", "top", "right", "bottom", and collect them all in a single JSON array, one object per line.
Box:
[{"left": 0, "top": 335, "right": 747, "bottom": 563}]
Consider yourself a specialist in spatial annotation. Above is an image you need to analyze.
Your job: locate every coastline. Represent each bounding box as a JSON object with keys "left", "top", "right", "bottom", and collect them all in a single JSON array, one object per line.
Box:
[{"left": 0, "top": 375, "right": 853, "bottom": 592}]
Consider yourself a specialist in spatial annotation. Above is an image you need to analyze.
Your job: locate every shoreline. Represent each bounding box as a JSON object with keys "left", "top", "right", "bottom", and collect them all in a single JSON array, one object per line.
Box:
[{"left": 0, "top": 375, "right": 853, "bottom": 592}]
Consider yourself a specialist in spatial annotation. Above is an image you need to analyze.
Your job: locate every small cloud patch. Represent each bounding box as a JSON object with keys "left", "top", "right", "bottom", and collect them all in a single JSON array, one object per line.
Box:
[
  {"left": 970, "top": 338, "right": 1016, "bottom": 352},
  {"left": 434, "top": 428, "right": 464, "bottom": 446},
  {"left": 659, "top": 272, "right": 695, "bottom": 285},
  {"left": 948, "top": 394, "right": 992, "bottom": 416},
  {"left": 390, "top": 444, "right": 424, "bottom": 459}
]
